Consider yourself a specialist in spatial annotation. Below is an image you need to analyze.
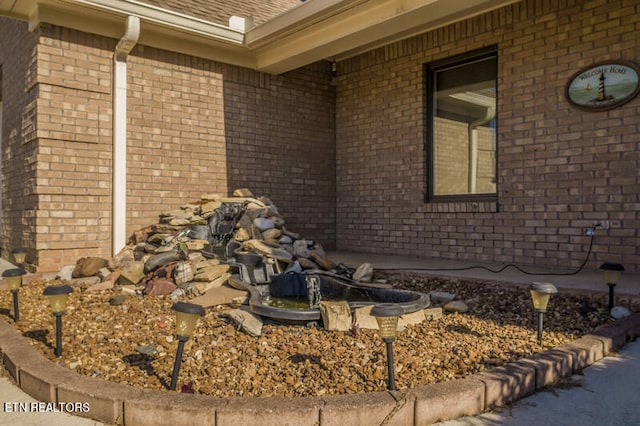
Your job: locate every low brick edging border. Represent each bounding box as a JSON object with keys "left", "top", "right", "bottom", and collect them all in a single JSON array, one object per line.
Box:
[{"left": 1, "top": 314, "right": 640, "bottom": 426}]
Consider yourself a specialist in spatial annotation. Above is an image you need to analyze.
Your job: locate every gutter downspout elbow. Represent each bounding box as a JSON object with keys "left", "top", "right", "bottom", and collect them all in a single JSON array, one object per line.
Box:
[{"left": 113, "top": 16, "right": 140, "bottom": 255}]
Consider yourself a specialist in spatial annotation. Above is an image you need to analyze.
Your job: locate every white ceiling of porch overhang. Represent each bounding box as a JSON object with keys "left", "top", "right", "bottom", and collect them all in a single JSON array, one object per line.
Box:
[{"left": 0, "top": 0, "right": 521, "bottom": 74}]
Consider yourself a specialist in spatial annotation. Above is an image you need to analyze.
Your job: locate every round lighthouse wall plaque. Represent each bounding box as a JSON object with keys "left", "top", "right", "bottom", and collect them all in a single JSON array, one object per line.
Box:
[{"left": 565, "top": 60, "right": 640, "bottom": 111}]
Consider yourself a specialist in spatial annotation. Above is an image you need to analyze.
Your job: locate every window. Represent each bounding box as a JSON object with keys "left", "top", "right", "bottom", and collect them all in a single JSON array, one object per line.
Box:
[{"left": 426, "top": 47, "right": 497, "bottom": 201}]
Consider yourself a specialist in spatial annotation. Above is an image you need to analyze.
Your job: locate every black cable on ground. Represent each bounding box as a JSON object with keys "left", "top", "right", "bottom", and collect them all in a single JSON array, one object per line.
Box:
[{"left": 377, "top": 228, "right": 596, "bottom": 276}]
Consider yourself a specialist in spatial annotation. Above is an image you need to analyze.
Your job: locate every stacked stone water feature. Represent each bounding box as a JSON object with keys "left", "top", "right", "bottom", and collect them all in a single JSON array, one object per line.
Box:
[
  {"left": 60, "top": 188, "right": 433, "bottom": 335},
  {"left": 65, "top": 188, "right": 357, "bottom": 301}
]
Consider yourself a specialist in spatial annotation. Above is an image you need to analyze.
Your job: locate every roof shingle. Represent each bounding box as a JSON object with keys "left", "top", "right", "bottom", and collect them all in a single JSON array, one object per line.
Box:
[{"left": 139, "top": 0, "right": 303, "bottom": 27}]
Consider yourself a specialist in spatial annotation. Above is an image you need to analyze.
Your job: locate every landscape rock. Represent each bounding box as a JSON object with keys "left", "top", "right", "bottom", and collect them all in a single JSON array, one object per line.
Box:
[
  {"left": 110, "top": 246, "right": 135, "bottom": 269},
  {"left": 118, "top": 261, "right": 145, "bottom": 286},
  {"left": 353, "top": 305, "right": 379, "bottom": 330},
  {"left": 243, "top": 240, "right": 292, "bottom": 261},
  {"left": 319, "top": 301, "right": 352, "bottom": 331},
  {"left": 96, "top": 268, "right": 112, "bottom": 280},
  {"left": 253, "top": 217, "right": 276, "bottom": 231},
  {"left": 444, "top": 300, "right": 469, "bottom": 313},
  {"left": 353, "top": 263, "right": 374, "bottom": 282},
  {"left": 136, "top": 345, "right": 159, "bottom": 356},
  {"left": 234, "top": 228, "right": 251, "bottom": 241},
  {"left": 0, "top": 274, "right": 617, "bottom": 399},
  {"left": 69, "top": 276, "right": 101, "bottom": 289},
  {"left": 430, "top": 291, "right": 457, "bottom": 306},
  {"left": 86, "top": 280, "right": 115, "bottom": 291},
  {"left": 144, "top": 278, "right": 177, "bottom": 296},
  {"left": 189, "top": 285, "right": 248, "bottom": 308},
  {"left": 285, "top": 261, "right": 303, "bottom": 274},
  {"left": 261, "top": 228, "right": 281, "bottom": 240},
  {"left": 73, "top": 257, "right": 109, "bottom": 278},
  {"left": 611, "top": 306, "right": 631, "bottom": 319},
  {"left": 108, "top": 294, "right": 128, "bottom": 306},
  {"left": 95, "top": 189, "right": 373, "bottom": 299},
  {"left": 223, "top": 308, "right": 263, "bottom": 336},
  {"left": 309, "top": 251, "right": 337, "bottom": 270},
  {"left": 42, "top": 189, "right": 377, "bottom": 316},
  {"left": 292, "top": 240, "right": 311, "bottom": 258},
  {"left": 312, "top": 243, "right": 326, "bottom": 257},
  {"left": 173, "top": 261, "right": 194, "bottom": 286},
  {"left": 282, "top": 228, "right": 300, "bottom": 240},
  {"left": 424, "top": 307, "right": 443, "bottom": 320},
  {"left": 279, "top": 235, "right": 293, "bottom": 245},
  {"left": 232, "top": 188, "right": 254, "bottom": 197},
  {"left": 193, "top": 272, "right": 231, "bottom": 295},
  {"left": 270, "top": 216, "right": 285, "bottom": 228},
  {"left": 297, "top": 258, "right": 319, "bottom": 270},
  {"left": 185, "top": 239, "right": 207, "bottom": 251},
  {"left": 56, "top": 265, "right": 75, "bottom": 281},
  {"left": 400, "top": 310, "right": 426, "bottom": 327},
  {"left": 200, "top": 200, "right": 221, "bottom": 215},
  {"left": 169, "top": 288, "right": 186, "bottom": 302},
  {"left": 86, "top": 280, "right": 115, "bottom": 292},
  {"left": 194, "top": 264, "right": 230, "bottom": 282},
  {"left": 120, "top": 285, "right": 137, "bottom": 296},
  {"left": 144, "top": 251, "right": 180, "bottom": 273}
]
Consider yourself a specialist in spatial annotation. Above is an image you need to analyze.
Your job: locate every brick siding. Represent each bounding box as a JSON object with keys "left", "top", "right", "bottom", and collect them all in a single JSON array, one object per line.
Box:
[
  {"left": 0, "top": 18, "right": 39, "bottom": 265},
  {"left": 336, "top": 0, "right": 640, "bottom": 271},
  {"left": 2, "top": 0, "right": 639, "bottom": 273},
  {"left": 1, "top": 21, "right": 335, "bottom": 271}
]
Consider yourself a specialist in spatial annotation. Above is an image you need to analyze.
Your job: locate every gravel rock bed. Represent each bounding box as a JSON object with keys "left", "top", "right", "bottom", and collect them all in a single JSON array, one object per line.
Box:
[{"left": 0, "top": 273, "right": 612, "bottom": 398}]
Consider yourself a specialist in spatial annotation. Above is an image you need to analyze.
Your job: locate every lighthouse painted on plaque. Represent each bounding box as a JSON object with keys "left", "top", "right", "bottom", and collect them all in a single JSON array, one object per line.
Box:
[{"left": 566, "top": 60, "right": 640, "bottom": 111}]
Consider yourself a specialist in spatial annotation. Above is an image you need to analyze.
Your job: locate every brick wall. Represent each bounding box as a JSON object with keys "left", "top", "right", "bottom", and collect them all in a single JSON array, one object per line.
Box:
[
  {"left": 2, "top": 22, "right": 335, "bottom": 271},
  {"left": 126, "top": 46, "right": 336, "bottom": 248},
  {"left": 3, "top": 0, "right": 638, "bottom": 273},
  {"left": 0, "top": 18, "right": 39, "bottom": 266},
  {"left": 32, "top": 25, "right": 114, "bottom": 270},
  {"left": 336, "top": 0, "right": 640, "bottom": 271}
]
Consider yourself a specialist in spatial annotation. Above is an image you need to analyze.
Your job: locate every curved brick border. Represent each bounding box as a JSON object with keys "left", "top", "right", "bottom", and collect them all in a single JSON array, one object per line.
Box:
[{"left": 1, "top": 311, "right": 640, "bottom": 425}]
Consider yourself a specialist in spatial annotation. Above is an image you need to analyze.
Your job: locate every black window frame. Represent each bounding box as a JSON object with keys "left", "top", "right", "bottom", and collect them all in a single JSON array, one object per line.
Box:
[{"left": 424, "top": 45, "right": 498, "bottom": 203}]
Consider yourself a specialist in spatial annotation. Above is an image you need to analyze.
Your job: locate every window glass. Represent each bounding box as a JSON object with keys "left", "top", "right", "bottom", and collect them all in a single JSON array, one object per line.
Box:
[{"left": 427, "top": 49, "right": 497, "bottom": 199}]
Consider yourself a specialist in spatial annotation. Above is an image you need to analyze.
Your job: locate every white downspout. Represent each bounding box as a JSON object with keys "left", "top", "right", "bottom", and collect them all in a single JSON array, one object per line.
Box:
[{"left": 112, "top": 16, "right": 140, "bottom": 255}]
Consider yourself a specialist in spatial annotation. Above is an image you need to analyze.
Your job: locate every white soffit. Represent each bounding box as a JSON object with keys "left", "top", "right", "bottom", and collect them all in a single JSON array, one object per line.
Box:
[{"left": 0, "top": 0, "right": 35, "bottom": 20}]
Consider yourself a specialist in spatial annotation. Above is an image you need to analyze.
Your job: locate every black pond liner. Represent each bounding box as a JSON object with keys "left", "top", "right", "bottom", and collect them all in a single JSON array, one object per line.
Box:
[{"left": 228, "top": 272, "right": 431, "bottom": 324}]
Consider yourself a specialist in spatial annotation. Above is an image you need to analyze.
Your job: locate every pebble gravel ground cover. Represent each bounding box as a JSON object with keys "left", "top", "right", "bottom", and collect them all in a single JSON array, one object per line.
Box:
[{"left": 0, "top": 273, "right": 612, "bottom": 397}]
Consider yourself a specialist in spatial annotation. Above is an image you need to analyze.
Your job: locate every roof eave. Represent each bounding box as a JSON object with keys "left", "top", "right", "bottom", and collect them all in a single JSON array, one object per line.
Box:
[
  {"left": 0, "top": 0, "right": 523, "bottom": 75},
  {"left": 248, "top": 0, "right": 522, "bottom": 74},
  {"left": 1, "top": 0, "right": 255, "bottom": 69}
]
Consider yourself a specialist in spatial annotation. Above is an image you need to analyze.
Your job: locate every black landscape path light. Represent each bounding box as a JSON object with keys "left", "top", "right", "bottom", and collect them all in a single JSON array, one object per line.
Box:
[
  {"left": 529, "top": 282, "right": 557, "bottom": 346},
  {"left": 43, "top": 285, "right": 74, "bottom": 357},
  {"left": 371, "top": 303, "right": 404, "bottom": 391},
  {"left": 600, "top": 262, "right": 624, "bottom": 313},
  {"left": 3, "top": 268, "right": 25, "bottom": 322},
  {"left": 169, "top": 301, "right": 205, "bottom": 391}
]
